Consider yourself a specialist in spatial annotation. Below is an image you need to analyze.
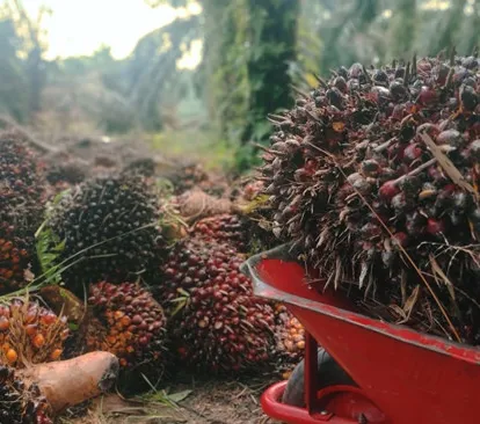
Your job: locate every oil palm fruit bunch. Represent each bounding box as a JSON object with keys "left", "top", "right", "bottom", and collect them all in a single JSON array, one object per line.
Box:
[
  {"left": 167, "top": 163, "right": 210, "bottom": 195},
  {"left": 191, "top": 214, "right": 248, "bottom": 252},
  {"left": 86, "top": 281, "right": 167, "bottom": 369},
  {"left": 49, "top": 173, "right": 162, "bottom": 293},
  {"left": 160, "top": 237, "right": 276, "bottom": 372},
  {"left": 0, "top": 300, "right": 68, "bottom": 368},
  {"left": 0, "top": 365, "right": 52, "bottom": 424},
  {"left": 122, "top": 157, "right": 156, "bottom": 178},
  {"left": 191, "top": 211, "right": 275, "bottom": 255},
  {"left": 258, "top": 53, "right": 480, "bottom": 343},
  {"left": 273, "top": 304, "right": 305, "bottom": 364},
  {"left": 45, "top": 160, "right": 87, "bottom": 189},
  {"left": 167, "top": 163, "right": 228, "bottom": 197},
  {"left": 0, "top": 131, "right": 46, "bottom": 293}
]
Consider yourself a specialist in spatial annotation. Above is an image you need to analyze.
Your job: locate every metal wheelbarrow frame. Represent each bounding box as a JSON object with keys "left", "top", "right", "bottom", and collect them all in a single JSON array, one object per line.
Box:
[{"left": 241, "top": 244, "right": 480, "bottom": 424}]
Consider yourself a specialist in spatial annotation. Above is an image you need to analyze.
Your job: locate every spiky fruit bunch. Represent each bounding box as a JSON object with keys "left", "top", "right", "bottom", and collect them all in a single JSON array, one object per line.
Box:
[
  {"left": 191, "top": 214, "right": 248, "bottom": 252},
  {"left": 0, "top": 366, "right": 52, "bottom": 424},
  {"left": 0, "top": 132, "right": 46, "bottom": 293},
  {"left": 259, "top": 54, "right": 480, "bottom": 343},
  {"left": 86, "top": 281, "right": 167, "bottom": 369},
  {"left": 0, "top": 300, "right": 69, "bottom": 368},
  {"left": 160, "top": 237, "right": 276, "bottom": 372},
  {"left": 273, "top": 305, "right": 305, "bottom": 363},
  {"left": 50, "top": 173, "right": 163, "bottom": 292}
]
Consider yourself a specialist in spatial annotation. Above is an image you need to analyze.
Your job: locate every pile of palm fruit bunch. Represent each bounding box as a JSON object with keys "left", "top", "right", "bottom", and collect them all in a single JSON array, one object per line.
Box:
[
  {"left": 257, "top": 51, "right": 480, "bottom": 345},
  {"left": 41, "top": 170, "right": 171, "bottom": 383},
  {"left": 0, "top": 130, "right": 121, "bottom": 422},
  {"left": 0, "top": 131, "right": 46, "bottom": 293},
  {"left": 157, "top": 173, "right": 306, "bottom": 373},
  {"left": 0, "top": 121, "right": 307, "bottom": 420}
]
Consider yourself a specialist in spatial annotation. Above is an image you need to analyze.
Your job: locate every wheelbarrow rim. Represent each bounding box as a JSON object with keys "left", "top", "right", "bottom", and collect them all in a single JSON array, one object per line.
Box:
[{"left": 241, "top": 243, "right": 480, "bottom": 366}]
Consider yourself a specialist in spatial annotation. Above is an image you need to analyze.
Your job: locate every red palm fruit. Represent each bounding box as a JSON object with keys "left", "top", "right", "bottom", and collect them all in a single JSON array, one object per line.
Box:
[
  {"left": 0, "top": 300, "right": 68, "bottom": 368},
  {"left": 0, "top": 132, "right": 46, "bottom": 294},
  {"left": 86, "top": 281, "right": 167, "bottom": 369},
  {"left": 160, "top": 237, "right": 276, "bottom": 372}
]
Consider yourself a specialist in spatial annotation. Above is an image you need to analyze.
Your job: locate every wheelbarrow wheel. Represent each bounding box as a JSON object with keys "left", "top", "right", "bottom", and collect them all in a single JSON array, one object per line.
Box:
[{"left": 282, "top": 348, "right": 355, "bottom": 407}]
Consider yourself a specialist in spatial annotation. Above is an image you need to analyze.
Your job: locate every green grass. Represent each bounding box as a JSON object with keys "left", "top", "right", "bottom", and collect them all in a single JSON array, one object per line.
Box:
[{"left": 149, "top": 128, "right": 236, "bottom": 172}]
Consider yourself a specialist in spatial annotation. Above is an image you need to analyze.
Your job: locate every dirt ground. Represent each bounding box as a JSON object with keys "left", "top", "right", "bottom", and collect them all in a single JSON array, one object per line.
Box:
[{"left": 67, "top": 373, "right": 282, "bottom": 424}]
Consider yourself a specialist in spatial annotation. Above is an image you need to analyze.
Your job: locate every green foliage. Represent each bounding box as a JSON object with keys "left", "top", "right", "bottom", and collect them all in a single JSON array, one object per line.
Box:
[
  {"left": 34, "top": 191, "right": 68, "bottom": 286},
  {"left": 35, "top": 220, "right": 65, "bottom": 286},
  {"left": 150, "top": 128, "right": 235, "bottom": 171},
  {"left": 200, "top": 0, "right": 299, "bottom": 171}
]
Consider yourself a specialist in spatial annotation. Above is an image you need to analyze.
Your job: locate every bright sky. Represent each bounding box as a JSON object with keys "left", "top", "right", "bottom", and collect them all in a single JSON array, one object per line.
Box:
[{"left": 20, "top": 0, "right": 202, "bottom": 64}]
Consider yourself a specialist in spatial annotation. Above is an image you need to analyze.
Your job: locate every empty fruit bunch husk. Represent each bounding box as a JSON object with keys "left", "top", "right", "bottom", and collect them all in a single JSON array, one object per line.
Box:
[{"left": 258, "top": 53, "right": 480, "bottom": 345}]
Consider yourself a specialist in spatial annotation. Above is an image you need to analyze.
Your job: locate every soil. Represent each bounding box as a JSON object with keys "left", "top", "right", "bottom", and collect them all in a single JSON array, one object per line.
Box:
[{"left": 67, "top": 373, "right": 282, "bottom": 424}]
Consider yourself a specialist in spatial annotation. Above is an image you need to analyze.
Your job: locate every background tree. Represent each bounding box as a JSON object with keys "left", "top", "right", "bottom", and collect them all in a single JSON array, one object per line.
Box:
[{"left": 0, "top": 17, "right": 28, "bottom": 122}]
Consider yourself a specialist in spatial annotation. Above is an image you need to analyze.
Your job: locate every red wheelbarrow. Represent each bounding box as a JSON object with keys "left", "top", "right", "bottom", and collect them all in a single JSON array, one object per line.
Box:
[{"left": 241, "top": 245, "right": 480, "bottom": 424}]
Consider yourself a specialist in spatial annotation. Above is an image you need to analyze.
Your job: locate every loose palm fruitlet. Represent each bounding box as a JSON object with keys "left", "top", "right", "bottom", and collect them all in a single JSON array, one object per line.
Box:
[
  {"left": 0, "top": 365, "right": 52, "bottom": 424},
  {"left": 0, "top": 131, "right": 46, "bottom": 293},
  {"left": 49, "top": 173, "right": 162, "bottom": 292},
  {"left": 160, "top": 237, "right": 276, "bottom": 372},
  {"left": 273, "top": 304, "right": 305, "bottom": 363},
  {"left": 86, "top": 281, "right": 167, "bottom": 369},
  {"left": 259, "top": 54, "right": 480, "bottom": 344},
  {"left": 0, "top": 300, "right": 69, "bottom": 368}
]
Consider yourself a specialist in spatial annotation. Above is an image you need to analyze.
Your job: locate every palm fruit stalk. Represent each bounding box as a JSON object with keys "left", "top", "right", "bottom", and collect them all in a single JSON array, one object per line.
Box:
[
  {"left": 258, "top": 53, "right": 480, "bottom": 344},
  {"left": 0, "top": 351, "right": 119, "bottom": 423},
  {"left": 48, "top": 173, "right": 163, "bottom": 293},
  {"left": 160, "top": 237, "right": 276, "bottom": 372},
  {"left": 85, "top": 281, "right": 167, "bottom": 369},
  {"left": 0, "top": 131, "right": 46, "bottom": 293},
  {"left": 174, "top": 188, "right": 233, "bottom": 223},
  {"left": 0, "top": 299, "right": 69, "bottom": 368},
  {"left": 0, "top": 365, "right": 52, "bottom": 424}
]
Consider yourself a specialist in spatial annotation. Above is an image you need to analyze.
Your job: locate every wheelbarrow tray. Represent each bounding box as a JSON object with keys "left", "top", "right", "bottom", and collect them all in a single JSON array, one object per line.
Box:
[{"left": 242, "top": 244, "right": 480, "bottom": 424}]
